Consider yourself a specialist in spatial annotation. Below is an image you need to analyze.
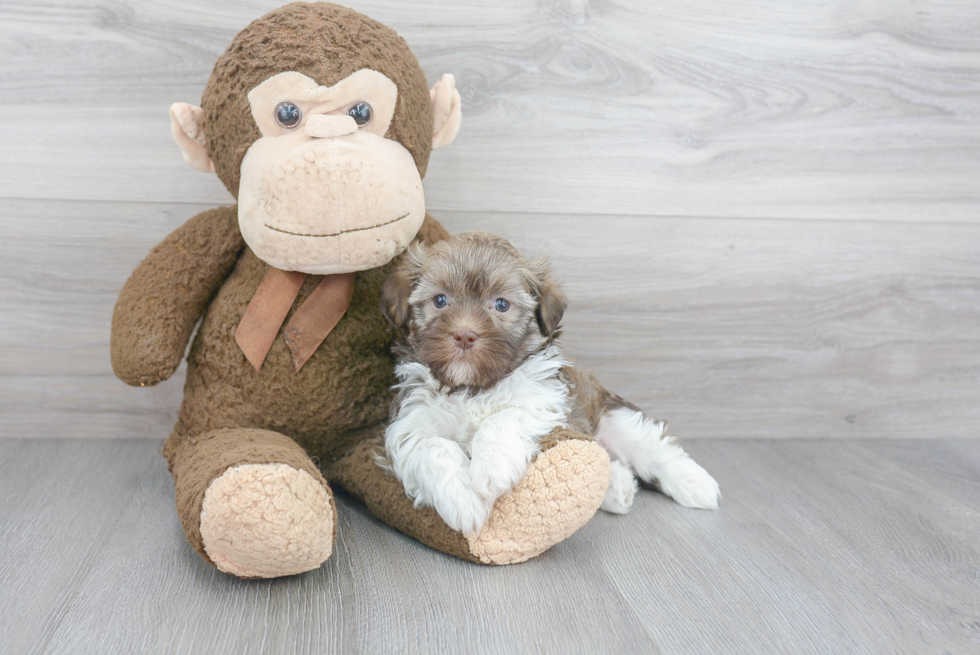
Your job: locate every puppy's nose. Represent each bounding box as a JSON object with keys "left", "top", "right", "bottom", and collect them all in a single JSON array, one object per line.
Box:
[
  {"left": 305, "top": 114, "right": 358, "bottom": 139},
  {"left": 453, "top": 329, "right": 478, "bottom": 350}
]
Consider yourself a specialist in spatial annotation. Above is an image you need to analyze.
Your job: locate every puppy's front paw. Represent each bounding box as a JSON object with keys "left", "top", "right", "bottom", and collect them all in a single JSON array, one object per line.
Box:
[
  {"left": 469, "top": 409, "right": 534, "bottom": 502},
  {"left": 470, "top": 448, "right": 528, "bottom": 502},
  {"left": 432, "top": 485, "right": 492, "bottom": 536},
  {"left": 601, "top": 460, "right": 638, "bottom": 514},
  {"left": 651, "top": 457, "right": 720, "bottom": 510}
]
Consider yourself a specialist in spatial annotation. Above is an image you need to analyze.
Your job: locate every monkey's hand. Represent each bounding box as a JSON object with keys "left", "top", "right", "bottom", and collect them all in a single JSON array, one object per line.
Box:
[{"left": 111, "top": 206, "right": 243, "bottom": 386}]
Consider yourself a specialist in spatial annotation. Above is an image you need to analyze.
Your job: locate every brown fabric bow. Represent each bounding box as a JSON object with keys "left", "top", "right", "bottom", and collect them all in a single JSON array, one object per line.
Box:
[{"left": 235, "top": 267, "right": 356, "bottom": 372}]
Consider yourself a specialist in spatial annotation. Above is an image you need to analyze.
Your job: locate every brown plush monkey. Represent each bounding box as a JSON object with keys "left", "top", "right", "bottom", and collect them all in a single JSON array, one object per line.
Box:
[{"left": 111, "top": 2, "right": 610, "bottom": 578}]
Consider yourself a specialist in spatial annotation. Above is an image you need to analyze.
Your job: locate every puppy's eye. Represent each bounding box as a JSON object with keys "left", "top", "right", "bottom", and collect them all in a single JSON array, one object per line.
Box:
[
  {"left": 433, "top": 294, "right": 448, "bottom": 309},
  {"left": 275, "top": 102, "right": 302, "bottom": 128},
  {"left": 347, "top": 102, "right": 372, "bottom": 126},
  {"left": 494, "top": 298, "right": 510, "bottom": 312}
]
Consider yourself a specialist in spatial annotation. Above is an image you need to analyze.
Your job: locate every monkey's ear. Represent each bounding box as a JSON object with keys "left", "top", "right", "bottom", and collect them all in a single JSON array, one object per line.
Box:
[
  {"left": 430, "top": 74, "right": 462, "bottom": 150},
  {"left": 381, "top": 241, "right": 429, "bottom": 329},
  {"left": 169, "top": 103, "right": 216, "bottom": 173},
  {"left": 527, "top": 257, "right": 567, "bottom": 339}
]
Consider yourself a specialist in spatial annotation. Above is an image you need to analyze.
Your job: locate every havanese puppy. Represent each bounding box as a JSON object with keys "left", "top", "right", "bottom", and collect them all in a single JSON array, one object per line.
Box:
[{"left": 379, "top": 231, "right": 720, "bottom": 535}]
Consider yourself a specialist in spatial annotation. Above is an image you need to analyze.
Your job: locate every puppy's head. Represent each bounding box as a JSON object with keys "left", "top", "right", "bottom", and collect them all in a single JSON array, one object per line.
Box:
[{"left": 381, "top": 231, "right": 567, "bottom": 389}]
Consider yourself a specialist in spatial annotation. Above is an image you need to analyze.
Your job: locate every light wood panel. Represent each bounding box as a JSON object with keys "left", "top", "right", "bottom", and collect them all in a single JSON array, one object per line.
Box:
[
  {"left": 2, "top": 437, "right": 977, "bottom": 654},
  {"left": 1, "top": 198, "right": 978, "bottom": 440},
  {"left": 449, "top": 211, "right": 980, "bottom": 440},
  {"left": 0, "top": 0, "right": 977, "bottom": 220}
]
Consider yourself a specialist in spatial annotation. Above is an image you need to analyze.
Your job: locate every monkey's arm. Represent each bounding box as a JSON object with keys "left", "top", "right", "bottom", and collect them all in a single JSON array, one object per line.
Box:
[{"left": 111, "top": 206, "right": 244, "bottom": 387}]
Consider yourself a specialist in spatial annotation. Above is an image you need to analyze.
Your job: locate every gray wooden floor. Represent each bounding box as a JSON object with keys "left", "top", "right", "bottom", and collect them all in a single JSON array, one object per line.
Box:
[{"left": 1, "top": 437, "right": 978, "bottom": 654}]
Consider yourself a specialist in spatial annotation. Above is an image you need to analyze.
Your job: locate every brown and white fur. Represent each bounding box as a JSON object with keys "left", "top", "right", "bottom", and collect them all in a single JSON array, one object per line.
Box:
[{"left": 380, "top": 232, "right": 719, "bottom": 535}]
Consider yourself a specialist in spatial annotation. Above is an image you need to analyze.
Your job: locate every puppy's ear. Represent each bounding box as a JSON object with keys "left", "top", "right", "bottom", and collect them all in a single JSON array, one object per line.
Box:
[
  {"left": 381, "top": 241, "right": 429, "bottom": 329},
  {"left": 526, "top": 257, "right": 567, "bottom": 339}
]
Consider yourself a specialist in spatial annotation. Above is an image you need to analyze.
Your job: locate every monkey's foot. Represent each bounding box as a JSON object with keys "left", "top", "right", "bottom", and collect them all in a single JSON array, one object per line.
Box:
[
  {"left": 200, "top": 463, "right": 335, "bottom": 578},
  {"left": 329, "top": 427, "right": 610, "bottom": 565},
  {"left": 166, "top": 427, "right": 336, "bottom": 579}
]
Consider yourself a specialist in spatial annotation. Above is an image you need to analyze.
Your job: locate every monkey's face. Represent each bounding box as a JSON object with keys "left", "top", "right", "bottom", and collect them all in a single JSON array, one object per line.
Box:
[
  {"left": 237, "top": 70, "right": 426, "bottom": 275},
  {"left": 170, "top": 4, "right": 462, "bottom": 275}
]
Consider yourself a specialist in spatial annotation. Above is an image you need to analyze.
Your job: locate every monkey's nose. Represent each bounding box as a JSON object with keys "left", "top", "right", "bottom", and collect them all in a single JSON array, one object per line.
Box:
[
  {"left": 452, "top": 329, "right": 478, "bottom": 351},
  {"left": 305, "top": 114, "right": 358, "bottom": 139}
]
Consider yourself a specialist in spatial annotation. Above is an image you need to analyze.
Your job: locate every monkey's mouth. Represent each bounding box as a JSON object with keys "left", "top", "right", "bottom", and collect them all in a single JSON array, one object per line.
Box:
[{"left": 264, "top": 212, "right": 410, "bottom": 238}]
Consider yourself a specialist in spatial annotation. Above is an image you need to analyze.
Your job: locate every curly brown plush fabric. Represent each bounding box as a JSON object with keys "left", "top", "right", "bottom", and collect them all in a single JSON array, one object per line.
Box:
[
  {"left": 203, "top": 2, "right": 433, "bottom": 197},
  {"left": 110, "top": 207, "right": 244, "bottom": 387}
]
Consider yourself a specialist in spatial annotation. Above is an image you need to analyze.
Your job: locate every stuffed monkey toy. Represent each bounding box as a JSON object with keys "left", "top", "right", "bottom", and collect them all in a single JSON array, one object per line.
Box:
[{"left": 111, "top": 2, "right": 610, "bottom": 578}]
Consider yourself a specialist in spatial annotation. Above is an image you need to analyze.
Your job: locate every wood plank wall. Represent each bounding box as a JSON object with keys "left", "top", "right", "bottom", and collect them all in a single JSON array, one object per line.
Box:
[{"left": 1, "top": 0, "right": 978, "bottom": 439}]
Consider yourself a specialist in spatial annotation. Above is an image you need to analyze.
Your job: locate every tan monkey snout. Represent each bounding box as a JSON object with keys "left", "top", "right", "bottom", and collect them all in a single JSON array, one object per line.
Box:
[{"left": 305, "top": 114, "right": 358, "bottom": 139}]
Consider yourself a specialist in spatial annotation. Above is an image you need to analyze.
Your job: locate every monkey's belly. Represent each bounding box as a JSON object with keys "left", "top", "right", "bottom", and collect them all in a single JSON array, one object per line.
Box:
[{"left": 173, "top": 249, "right": 398, "bottom": 464}]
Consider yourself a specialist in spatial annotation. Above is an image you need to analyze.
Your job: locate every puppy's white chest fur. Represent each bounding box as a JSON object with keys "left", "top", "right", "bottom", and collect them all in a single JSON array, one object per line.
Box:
[{"left": 390, "top": 346, "right": 570, "bottom": 451}]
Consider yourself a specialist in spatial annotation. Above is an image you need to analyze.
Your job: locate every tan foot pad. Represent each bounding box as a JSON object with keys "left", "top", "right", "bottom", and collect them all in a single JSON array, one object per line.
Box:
[
  {"left": 200, "top": 463, "right": 334, "bottom": 578},
  {"left": 467, "top": 439, "right": 611, "bottom": 565}
]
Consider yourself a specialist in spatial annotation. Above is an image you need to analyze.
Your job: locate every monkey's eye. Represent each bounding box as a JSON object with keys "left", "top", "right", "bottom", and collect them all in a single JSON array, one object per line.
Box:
[
  {"left": 275, "top": 102, "right": 302, "bottom": 128},
  {"left": 433, "top": 294, "right": 448, "bottom": 309},
  {"left": 347, "top": 102, "right": 372, "bottom": 126},
  {"left": 494, "top": 298, "right": 510, "bottom": 312}
]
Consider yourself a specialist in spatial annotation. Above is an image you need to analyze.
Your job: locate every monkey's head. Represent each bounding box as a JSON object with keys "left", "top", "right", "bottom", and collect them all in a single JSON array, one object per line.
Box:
[{"left": 169, "top": 2, "right": 461, "bottom": 275}]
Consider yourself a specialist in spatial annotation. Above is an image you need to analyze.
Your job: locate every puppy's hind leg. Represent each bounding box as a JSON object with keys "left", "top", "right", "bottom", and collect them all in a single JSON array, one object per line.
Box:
[
  {"left": 596, "top": 408, "right": 720, "bottom": 510},
  {"left": 601, "top": 459, "right": 639, "bottom": 514}
]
